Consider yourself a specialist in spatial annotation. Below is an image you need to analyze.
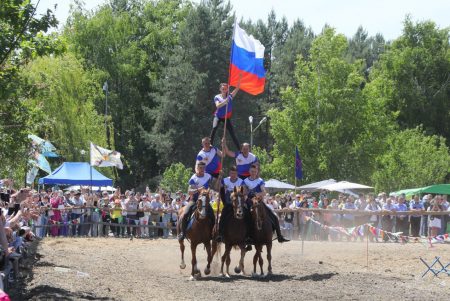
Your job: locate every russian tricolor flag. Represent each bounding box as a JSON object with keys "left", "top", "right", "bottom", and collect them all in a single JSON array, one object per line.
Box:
[{"left": 229, "top": 22, "right": 266, "bottom": 95}]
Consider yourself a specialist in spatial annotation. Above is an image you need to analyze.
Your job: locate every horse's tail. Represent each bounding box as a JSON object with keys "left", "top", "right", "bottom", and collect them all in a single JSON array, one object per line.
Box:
[{"left": 214, "top": 241, "right": 222, "bottom": 261}]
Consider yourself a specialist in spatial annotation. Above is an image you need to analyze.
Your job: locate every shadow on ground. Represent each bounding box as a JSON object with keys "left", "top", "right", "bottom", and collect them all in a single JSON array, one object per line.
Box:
[
  {"left": 293, "top": 272, "right": 338, "bottom": 281},
  {"left": 34, "top": 261, "right": 72, "bottom": 268},
  {"left": 196, "top": 272, "right": 337, "bottom": 282},
  {"left": 21, "top": 285, "right": 115, "bottom": 301},
  {"left": 7, "top": 240, "right": 115, "bottom": 301}
]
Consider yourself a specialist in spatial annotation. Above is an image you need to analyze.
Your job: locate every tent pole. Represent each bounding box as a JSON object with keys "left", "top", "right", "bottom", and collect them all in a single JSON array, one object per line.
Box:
[{"left": 90, "top": 165, "right": 93, "bottom": 194}]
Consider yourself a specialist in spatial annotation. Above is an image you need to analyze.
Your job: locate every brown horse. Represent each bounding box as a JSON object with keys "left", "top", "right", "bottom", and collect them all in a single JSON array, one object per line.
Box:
[
  {"left": 219, "top": 186, "right": 248, "bottom": 277},
  {"left": 251, "top": 196, "right": 273, "bottom": 277},
  {"left": 177, "top": 189, "right": 217, "bottom": 280}
]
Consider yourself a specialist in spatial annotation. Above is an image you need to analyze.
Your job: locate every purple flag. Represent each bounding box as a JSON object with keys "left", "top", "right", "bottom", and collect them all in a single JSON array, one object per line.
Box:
[{"left": 295, "top": 146, "right": 303, "bottom": 179}]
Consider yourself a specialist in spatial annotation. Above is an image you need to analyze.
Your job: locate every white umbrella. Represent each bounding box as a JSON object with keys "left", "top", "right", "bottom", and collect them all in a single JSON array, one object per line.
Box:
[
  {"left": 101, "top": 186, "right": 117, "bottom": 192},
  {"left": 264, "top": 179, "right": 296, "bottom": 190},
  {"left": 319, "top": 181, "right": 373, "bottom": 191}
]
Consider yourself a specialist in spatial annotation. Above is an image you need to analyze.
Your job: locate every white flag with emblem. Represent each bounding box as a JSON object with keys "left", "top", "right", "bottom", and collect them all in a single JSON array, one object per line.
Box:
[{"left": 90, "top": 142, "right": 123, "bottom": 169}]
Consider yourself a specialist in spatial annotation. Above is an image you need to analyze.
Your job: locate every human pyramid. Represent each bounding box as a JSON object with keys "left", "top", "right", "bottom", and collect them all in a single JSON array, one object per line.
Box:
[{"left": 177, "top": 78, "right": 289, "bottom": 245}]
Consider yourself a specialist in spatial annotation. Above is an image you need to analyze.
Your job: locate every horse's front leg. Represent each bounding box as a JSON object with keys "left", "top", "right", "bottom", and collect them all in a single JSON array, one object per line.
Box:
[
  {"left": 190, "top": 243, "right": 200, "bottom": 280},
  {"left": 235, "top": 244, "right": 246, "bottom": 275},
  {"left": 179, "top": 239, "right": 186, "bottom": 269},
  {"left": 211, "top": 239, "right": 218, "bottom": 258},
  {"left": 204, "top": 240, "right": 212, "bottom": 276},
  {"left": 225, "top": 244, "right": 232, "bottom": 278},
  {"left": 220, "top": 242, "right": 227, "bottom": 277},
  {"left": 252, "top": 246, "right": 259, "bottom": 276},
  {"left": 266, "top": 242, "right": 272, "bottom": 275},
  {"left": 257, "top": 245, "right": 264, "bottom": 276}
]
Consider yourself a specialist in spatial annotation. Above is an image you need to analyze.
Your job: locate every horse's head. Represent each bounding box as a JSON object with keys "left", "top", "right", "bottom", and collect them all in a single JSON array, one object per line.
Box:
[
  {"left": 251, "top": 195, "right": 266, "bottom": 230},
  {"left": 230, "top": 186, "right": 245, "bottom": 219},
  {"left": 196, "top": 189, "right": 210, "bottom": 219}
]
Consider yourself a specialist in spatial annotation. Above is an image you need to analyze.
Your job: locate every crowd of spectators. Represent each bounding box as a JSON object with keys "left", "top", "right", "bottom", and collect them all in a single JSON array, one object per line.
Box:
[
  {"left": 0, "top": 184, "right": 227, "bottom": 240},
  {"left": 1, "top": 182, "right": 449, "bottom": 244},
  {"left": 271, "top": 191, "right": 450, "bottom": 242},
  {"left": 27, "top": 188, "right": 191, "bottom": 239}
]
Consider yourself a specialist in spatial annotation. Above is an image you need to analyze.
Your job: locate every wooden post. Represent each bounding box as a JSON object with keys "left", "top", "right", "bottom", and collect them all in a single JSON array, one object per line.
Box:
[
  {"left": 293, "top": 209, "right": 299, "bottom": 239},
  {"left": 366, "top": 224, "right": 369, "bottom": 269}
]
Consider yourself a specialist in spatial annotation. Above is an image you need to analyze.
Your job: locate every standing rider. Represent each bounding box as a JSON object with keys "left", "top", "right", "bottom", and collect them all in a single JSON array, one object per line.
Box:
[
  {"left": 222, "top": 139, "right": 258, "bottom": 180},
  {"left": 178, "top": 162, "right": 215, "bottom": 241},
  {"left": 210, "top": 76, "right": 242, "bottom": 150}
]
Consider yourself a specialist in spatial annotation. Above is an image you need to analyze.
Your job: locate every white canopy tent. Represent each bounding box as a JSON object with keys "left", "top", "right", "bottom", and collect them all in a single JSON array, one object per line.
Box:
[
  {"left": 298, "top": 179, "right": 337, "bottom": 191},
  {"left": 264, "top": 179, "right": 296, "bottom": 191},
  {"left": 319, "top": 181, "right": 373, "bottom": 192}
]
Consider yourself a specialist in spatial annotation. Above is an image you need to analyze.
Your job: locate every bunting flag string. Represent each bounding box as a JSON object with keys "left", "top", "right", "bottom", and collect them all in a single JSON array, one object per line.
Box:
[
  {"left": 304, "top": 216, "right": 450, "bottom": 245},
  {"left": 49, "top": 217, "right": 81, "bottom": 225},
  {"left": 48, "top": 217, "right": 144, "bottom": 226}
]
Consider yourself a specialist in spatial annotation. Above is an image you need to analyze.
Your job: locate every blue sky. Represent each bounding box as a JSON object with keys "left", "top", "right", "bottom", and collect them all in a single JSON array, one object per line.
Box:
[{"left": 35, "top": 0, "right": 450, "bottom": 40}]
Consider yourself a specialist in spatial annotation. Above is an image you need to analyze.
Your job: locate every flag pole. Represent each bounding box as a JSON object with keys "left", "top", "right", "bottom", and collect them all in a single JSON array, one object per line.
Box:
[
  {"left": 294, "top": 146, "right": 298, "bottom": 194},
  {"left": 89, "top": 143, "right": 93, "bottom": 194},
  {"left": 90, "top": 165, "right": 93, "bottom": 194},
  {"left": 221, "top": 19, "right": 237, "bottom": 147},
  {"left": 216, "top": 19, "right": 238, "bottom": 231},
  {"left": 295, "top": 175, "right": 297, "bottom": 195}
]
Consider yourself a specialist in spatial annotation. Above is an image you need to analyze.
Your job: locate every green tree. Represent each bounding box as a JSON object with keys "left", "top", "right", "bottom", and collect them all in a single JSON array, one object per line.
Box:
[
  {"left": 346, "top": 26, "right": 386, "bottom": 75},
  {"left": 0, "top": 0, "right": 61, "bottom": 181},
  {"left": 268, "top": 28, "right": 393, "bottom": 184},
  {"left": 372, "top": 127, "right": 450, "bottom": 192},
  {"left": 271, "top": 19, "right": 314, "bottom": 95},
  {"left": 0, "top": 0, "right": 60, "bottom": 74},
  {"left": 65, "top": 0, "right": 186, "bottom": 187},
  {"left": 369, "top": 18, "right": 450, "bottom": 142},
  {"left": 21, "top": 54, "right": 108, "bottom": 164},
  {"left": 251, "top": 145, "right": 284, "bottom": 180},
  {"left": 159, "top": 162, "right": 193, "bottom": 192}
]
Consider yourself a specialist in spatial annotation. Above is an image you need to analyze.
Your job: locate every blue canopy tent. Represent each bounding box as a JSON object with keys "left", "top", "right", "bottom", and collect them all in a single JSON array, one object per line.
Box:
[{"left": 38, "top": 162, "right": 113, "bottom": 186}]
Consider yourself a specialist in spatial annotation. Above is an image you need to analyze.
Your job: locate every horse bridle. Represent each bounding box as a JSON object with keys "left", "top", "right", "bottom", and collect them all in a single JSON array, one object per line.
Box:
[
  {"left": 197, "top": 194, "right": 208, "bottom": 219},
  {"left": 232, "top": 193, "right": 244, "bottom": 219}
]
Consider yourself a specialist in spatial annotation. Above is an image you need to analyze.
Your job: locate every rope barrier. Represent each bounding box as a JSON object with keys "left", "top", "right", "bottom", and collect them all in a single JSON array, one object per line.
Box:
[{"left": 22, "top": 206, "right": 450, "bottom": 216}]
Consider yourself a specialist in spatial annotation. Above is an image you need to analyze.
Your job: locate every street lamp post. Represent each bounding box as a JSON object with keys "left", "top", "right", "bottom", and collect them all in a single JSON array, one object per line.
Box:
[
  {"left": 249, "top": 116, "right": 267, "bottom": 149},
  {"left": 249, "top": 116, "right": 253, "bottom": 148},
  {"left": 103, "top": 81, "right": 111, "bottom": 149},
  {"left": 80, "top": 149, "right": 86, "bottom": 162}
]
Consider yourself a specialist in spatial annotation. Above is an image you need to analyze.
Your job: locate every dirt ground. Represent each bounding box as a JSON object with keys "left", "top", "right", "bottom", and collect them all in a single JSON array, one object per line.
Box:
[{"left": 9, "top": 237, "right": 450, "bottom": 300}]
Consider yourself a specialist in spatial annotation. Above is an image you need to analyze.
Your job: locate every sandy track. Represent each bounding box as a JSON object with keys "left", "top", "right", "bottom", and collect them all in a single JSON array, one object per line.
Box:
[{"left": 10, "top": 238, "right": 450, "bottom": 300}]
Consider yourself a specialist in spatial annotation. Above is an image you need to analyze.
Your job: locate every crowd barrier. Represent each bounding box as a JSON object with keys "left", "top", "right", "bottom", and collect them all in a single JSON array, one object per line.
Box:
[{"left": 25, "top": 206, "right": 449, "bottom": 240}]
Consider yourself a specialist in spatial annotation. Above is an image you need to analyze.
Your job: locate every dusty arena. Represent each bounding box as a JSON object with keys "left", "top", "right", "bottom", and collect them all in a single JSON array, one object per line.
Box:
[{"left": 10, "top": 238, "right": 450, "bottom": 300}]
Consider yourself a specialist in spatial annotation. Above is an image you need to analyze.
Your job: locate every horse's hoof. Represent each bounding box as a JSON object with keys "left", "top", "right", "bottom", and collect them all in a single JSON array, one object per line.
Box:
[
  {"left": 194, "top": 272, "right": 202, "bottom": 280},
  {"left": 251, "top": 272, "right": 258, "bottom": 278},
  {"left": 204, "top": 267, "right": 211, "bottom": 275},
  {"left": 180, "top": 263, "right": 186, "bottom": 269},
  {"left": 225, "top": 273, "right": 230, "bottom": 278},
  {"left": 189, "top": 276, "right": 195, "bottom": 281},
  {"left": 234, "top": 266, "right": 241, "bottom": 274}
]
